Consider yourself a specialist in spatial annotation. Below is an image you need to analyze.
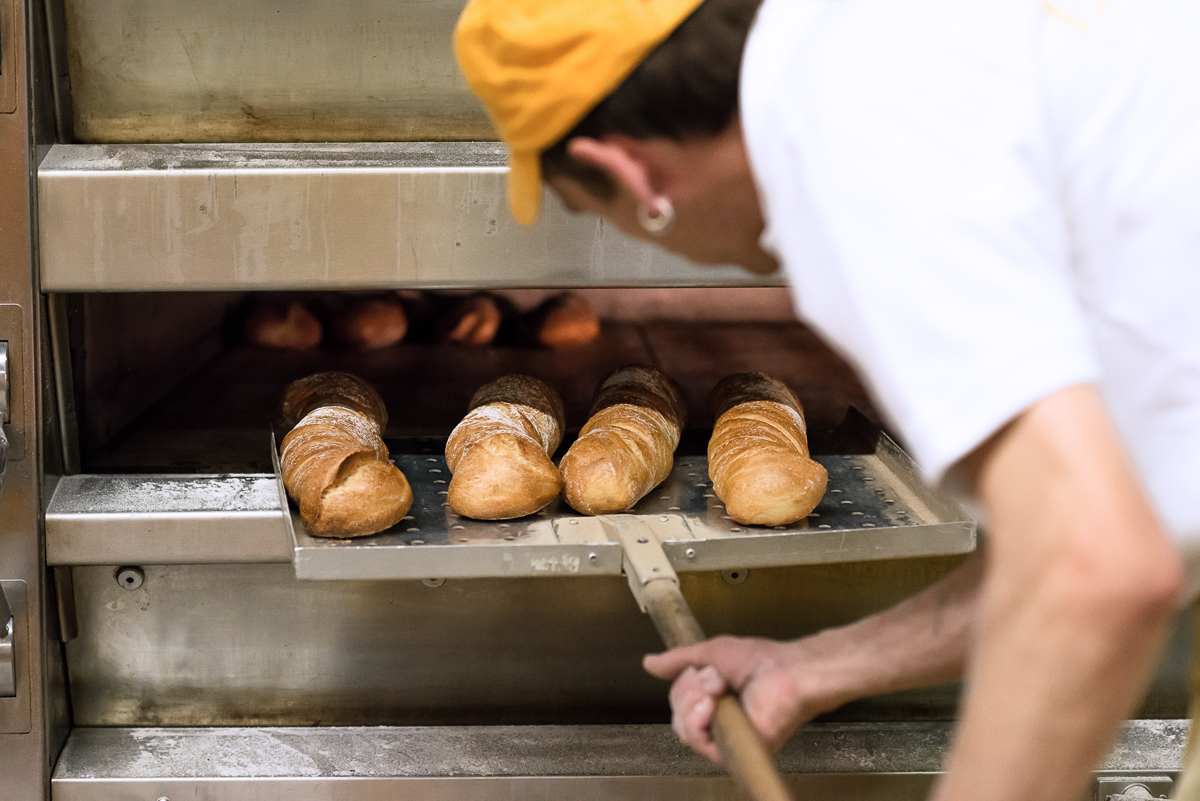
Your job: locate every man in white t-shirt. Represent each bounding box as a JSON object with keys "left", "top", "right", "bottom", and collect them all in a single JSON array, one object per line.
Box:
[{"left": 454, "top": 1, "right": 1200, "bottom": 799}]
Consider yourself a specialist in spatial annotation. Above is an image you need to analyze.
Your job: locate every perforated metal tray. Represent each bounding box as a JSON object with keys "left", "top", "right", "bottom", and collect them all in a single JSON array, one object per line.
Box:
[{"left": 278, "top": 414, "right": 976, "bottom": 581}]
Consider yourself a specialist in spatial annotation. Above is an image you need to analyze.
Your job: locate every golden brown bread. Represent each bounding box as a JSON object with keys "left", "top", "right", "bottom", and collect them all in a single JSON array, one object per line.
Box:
[
  {"left": 707, "top": 372, "right": 828, "bottom": 526},
  {"left": 528, "top": 292, "right": 600, "bottom": 347},
  {"left": 436, "top": 292, "right": 504, "bottom": 345},
  {"left": 279, "top": 373, "right": 412, "bottom": 538},
  {"left": 560, "top": 365, "right": 686, "bottom": 515},
  {"left": 445, "top": 375, "right": 565, "bottom": 519},
  {"left": 328, "top": 296, "right": 408, "bottom": 349},
  {"left": 281, "top": 371, "right": 390, "bottom": 429},
  {"left": 244, "top": 298, "right": 323, "bottom": 350}
]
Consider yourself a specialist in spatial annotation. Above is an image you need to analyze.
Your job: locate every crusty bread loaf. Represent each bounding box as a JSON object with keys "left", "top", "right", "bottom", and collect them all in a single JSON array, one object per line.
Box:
[
  {"left": 707, "top": 372, "right": 827, "bottom": 526},
  {"left": 328, "top": 296, "right": 408, "bottom": 349},
  {"left": 244, "top": 298, "right": 323, "bottom": 350},
  {"left": 279, "top": 372, "right": 411, "bottom": 538},
  {"left": 281, "top": 371, "right": 390, "bottom": 429},
  {"left": 436, "top": 292, "right": 504, "bottom": 345},
  {"left": 528, "top": 292, "right": 600, "bottom": 347},
  {"left": 445, "top": 375, "right": 565, "bottom": 519},
  {"left": 560, "top": 365, "right": 685, "bottom": 515}
]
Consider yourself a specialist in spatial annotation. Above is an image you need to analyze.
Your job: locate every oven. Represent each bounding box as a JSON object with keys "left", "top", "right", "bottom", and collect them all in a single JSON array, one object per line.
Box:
[{"left": 0, "top": 1, "right": 1191, "bottom": 799}]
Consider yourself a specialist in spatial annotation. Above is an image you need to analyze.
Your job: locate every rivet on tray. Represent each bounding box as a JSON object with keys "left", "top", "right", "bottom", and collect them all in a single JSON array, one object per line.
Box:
[
  {"left": 721, "top": 514, "right": 732, "bottom": 520},
  {"left": 442, "top": 502, "right": 449, "bottom": 507},
  {"left": 438, "top": 491, "right": 449, "bottom": 495},
  {"left": 774, "top": 526, "right": 786, "bottom": 530},
  {"left": 403, "top": 516, "right": 415, "bottom": 521},
  {"left": 589, "top": 553, "right": 598, "bottom": 563},
  {"left": 695, "top": 483, "right": 707, "bottom": 488},
  {"left": 668, "top": 506, "right": 680, "bottom": 511},
  {"left": 830, "top": 489, "right": 843, "bottom": 493},
  {"left": 703, "top": 493, "right": 715, "bottom": 498},
  {"left": 458, "top": 537, "right": 469, "bottom": 543},
  {"left": 818, "top": 524, "right": 832, "bottom": 529},
  {"left": 411, "top": 539, "right": 425, "bottom": 544},
  {"left": 429, "top": 468, "right": 443, "bottom": 473},
  {"left": 434, "top": 480, "right": 447, "bottom": 485},
  {"left": 852, "top": 465, "right": 864, "bottom": 471},
  {"left": 809, "top": 512, "right": 821, "bottom": 518},
  {"left": 730, "top": 527, "right": 743, "bottom": 533},
  {"left": 407, "top": 527, "right": 420, "bottom": 532},
  {"left": 861, "top": 523, "right": 876, "bottom": 527},
  {"left": 504, "top": 535, "right": 516, "bottom": 541},
  {"left": 452, "top": 525, "right": 465, "bottom": 530},
  {"left": 685, "top": 549, "right": 696, "bottom": 558},
  {"left": 498, "top": 523, "right": 510, "bottom": 528},
  {"left": 638, "top": 537, "right": 649, "bottom": 544},
  {"left": 851, "top": 511, "right": 863, "bottom": 516},
  {"left": 568, "top": 519, "right": 579, "bottom": 525},
  {"left": 426, "top": 458, "right": 438, "bottom": 462},
  {"left": 841, "top": 500, "right": 854, "bottom": 505},
  {"left": 660, "top": 496, "right": 669, "bottom": 500},
  {"left": 885, "top": 499, "right": 895, "bottom": 504},
  {"left": 863, "top": 477, "right": 874, "bottom": 482},
  {"left": 659, "top": 516, "right": 668, "bottom": 523}
]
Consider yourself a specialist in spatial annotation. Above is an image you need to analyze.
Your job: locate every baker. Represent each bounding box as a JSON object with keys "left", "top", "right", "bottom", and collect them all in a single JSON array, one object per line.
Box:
[{"left": 453, "top": 1, "right": 1200, "bottom": 799}]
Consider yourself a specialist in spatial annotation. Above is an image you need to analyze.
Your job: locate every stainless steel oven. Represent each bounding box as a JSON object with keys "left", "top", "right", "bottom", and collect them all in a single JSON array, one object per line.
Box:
[{"left": 0, "top": 2, "right": 1191, "bottom": 799}]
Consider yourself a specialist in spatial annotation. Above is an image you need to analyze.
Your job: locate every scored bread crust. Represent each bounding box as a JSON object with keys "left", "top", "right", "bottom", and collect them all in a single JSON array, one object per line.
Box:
[
  {"left": 279, "top": 373, "right": 411, "bottom": 538},
  {"left": 560, "top": 365, "right": 686, "bottom": 515},
  {"left": 445, "top": 375, "right": 565, "bottom": 520},
  {"left": 707, "top": 372, "right": 827, "bottom": 526},
  {"left": 281, "top": 371, "right": 389, "bottom": 429}
]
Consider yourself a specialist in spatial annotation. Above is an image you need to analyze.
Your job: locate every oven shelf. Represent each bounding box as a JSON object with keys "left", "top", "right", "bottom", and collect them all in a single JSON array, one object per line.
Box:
[
  {"left": 282, "top": 414, "right": 975, "bottom": 581},
  {"left": 38, "top": 142, "right": 780, "bottom": 292}
]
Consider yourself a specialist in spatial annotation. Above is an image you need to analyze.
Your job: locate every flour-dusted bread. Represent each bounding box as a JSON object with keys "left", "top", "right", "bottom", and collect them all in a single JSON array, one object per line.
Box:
[
  {"left": 707, "top": 372, "right": 827, "bottom": 526},
  {"left": 445, "top": 375, "right": 565, "bottom": 519},
  {"left": 279, "top": 372, "right": 411, "bottom": 538},
  {"left": 560, "top": 365, "right": 685, "bottom": 515}
]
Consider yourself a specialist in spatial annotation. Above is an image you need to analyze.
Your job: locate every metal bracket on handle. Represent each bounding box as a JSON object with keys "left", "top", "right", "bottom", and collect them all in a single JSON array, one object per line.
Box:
[
  {"left": 0, "top": 583, "right": 14, "bottom": 697},
  {"left": 0, "top": 342, "right": 8, "bottom": 498},
  {"left": 602, "top": 514, "right": 685, "bottom": 613}
]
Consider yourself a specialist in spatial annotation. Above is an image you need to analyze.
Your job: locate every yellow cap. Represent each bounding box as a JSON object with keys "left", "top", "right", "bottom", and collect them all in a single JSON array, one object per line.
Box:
[{"left": 455, "top": 0, "right": 705, "bottom": 225}]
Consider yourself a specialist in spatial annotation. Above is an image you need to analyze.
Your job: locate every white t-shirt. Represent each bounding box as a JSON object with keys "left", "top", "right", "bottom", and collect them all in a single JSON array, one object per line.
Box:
[{"left": 741, "top": 0, "right": 1200, "bottom": 588}]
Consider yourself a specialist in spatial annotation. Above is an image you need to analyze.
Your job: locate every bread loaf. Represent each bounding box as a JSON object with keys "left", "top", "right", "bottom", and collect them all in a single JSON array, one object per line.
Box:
[
  {"left": 445, "top": 375, "right": 565, "bottom": 519},
  {"left": 436, "top": 292, "right": 504, "bottom": 345},
  {"left": 279, "top": 372, "right": 412, "bottom": 538},
  {"left": 560, "top": 365, "right": 686, "bottom": 515},
  {"left": 527, "top": 292, "right": 600, "bottom": 347},
  {"left": 328, "top": 295, "right": 408, "bottom": 349},
  {"left": 707, "top": 373, "right": 827, "bottom": 526},
  {"left": 244, "top": 298, "right": 323, "bottom": 350}
]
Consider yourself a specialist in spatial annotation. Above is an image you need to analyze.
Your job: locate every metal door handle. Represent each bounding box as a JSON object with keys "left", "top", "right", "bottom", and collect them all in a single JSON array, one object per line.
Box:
[
  {"left": 0, "top": 582, "right": 13, "bottom": 696},
  {"left": 0, "top": 341, "right": 7, "bottom": 501}
]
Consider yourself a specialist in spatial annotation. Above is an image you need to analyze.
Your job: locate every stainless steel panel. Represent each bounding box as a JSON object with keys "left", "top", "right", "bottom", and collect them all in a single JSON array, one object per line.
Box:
[
  {"left": 46, "top": 474, "right": 289, "bottom": 565},
  {"left": 286, "top": 446, "right": 975, "bottom": 580},
  {"left": 47, "top": 722, "right": 1186, "bottom": 801},
  {"left": 37, "top": 143, "right": 778, "bottom": 291},
  {"left": 62, "top": 0, "right": 493, "bottom": 143},
  {"left": 64, "top": 560, "right": 970, "bottom": 727}
]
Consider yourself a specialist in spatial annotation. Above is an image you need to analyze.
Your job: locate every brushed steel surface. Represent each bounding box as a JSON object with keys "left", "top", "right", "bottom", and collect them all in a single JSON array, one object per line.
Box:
[
  {"left": 0, "top": 580, "right": 29, "bottom": 730},
  {"left": 46, "top": 475, "right": 290, "bottom": 565},
  {"left": 63, "top": 559, "right": 972, "bottom": 727},
  {"left": 62, "top": 0, "right": 492, "bottom": 143},
  {"left": 37, "top": 143, "right": 776, "bottom": 291},
  {"left": 0, "top": 585, "right": 13, "bottom": 697},
  {"left": 47, "top": 722, "right": 1187, "bottom": 801}
]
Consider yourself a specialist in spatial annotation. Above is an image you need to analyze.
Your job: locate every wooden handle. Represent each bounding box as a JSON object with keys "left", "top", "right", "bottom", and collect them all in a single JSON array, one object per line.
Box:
[{"left": 642, "top": 580, "right": 792, "bottom": 801}]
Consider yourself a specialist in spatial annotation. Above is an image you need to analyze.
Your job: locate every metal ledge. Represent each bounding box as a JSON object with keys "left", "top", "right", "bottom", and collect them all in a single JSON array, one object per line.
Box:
[
  {"left": 37, "top": 142, "right": 779, "bottom": 292},
  {"left": 50, "top": 721, "right": 1187, "bottom": 800},
  {"left": 45, "top": 474, "right": 289, "bottom": 565}
]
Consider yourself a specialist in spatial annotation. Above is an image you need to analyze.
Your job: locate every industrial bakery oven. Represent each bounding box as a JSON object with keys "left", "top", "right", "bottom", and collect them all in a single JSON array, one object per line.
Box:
[{"left": 0, "top": 1, "right": 1192, "bottom": 799}]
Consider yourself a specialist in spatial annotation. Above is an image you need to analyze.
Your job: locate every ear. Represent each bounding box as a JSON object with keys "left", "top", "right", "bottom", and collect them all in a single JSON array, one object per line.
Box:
[{"left": 565, "top": 136, "right": 662, "bottom": 210}]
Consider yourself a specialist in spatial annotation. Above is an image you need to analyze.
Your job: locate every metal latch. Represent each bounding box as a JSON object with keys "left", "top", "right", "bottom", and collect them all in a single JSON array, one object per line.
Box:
[
  {"left": 0, "top": 583, "right": 14, "bottom": 696},
  {"left": 1096, "top": 776, "right": 1172, "bottom": 801}
]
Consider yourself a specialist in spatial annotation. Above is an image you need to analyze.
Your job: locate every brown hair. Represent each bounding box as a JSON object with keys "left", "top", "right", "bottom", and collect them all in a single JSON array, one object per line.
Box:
[{"left": 540, "top": 0, "right": 763, "bottom": 200}]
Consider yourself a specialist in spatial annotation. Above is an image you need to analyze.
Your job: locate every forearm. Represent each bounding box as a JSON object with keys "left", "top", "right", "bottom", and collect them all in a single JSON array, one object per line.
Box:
[{"left": 791, "top": 548, "right": 983, "bottom": 710}]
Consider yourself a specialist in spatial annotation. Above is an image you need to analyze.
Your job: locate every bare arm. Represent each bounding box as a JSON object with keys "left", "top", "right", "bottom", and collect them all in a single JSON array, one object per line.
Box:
[
  {"left": 932, "top": 384, "right": 1182, "bottom": 801},
  {"left": 643, "top": 536, "right": 984, "bottom": 762}
]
